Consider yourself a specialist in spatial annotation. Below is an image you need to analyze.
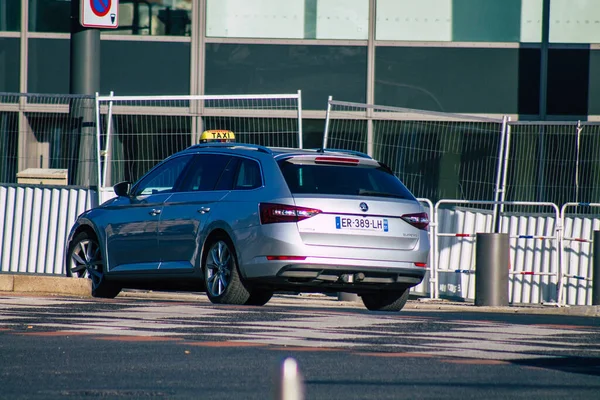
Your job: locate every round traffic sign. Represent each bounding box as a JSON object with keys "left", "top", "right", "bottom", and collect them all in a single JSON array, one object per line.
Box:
[{"left": 90, "top": 0, "right": 112, "bottom": 17}]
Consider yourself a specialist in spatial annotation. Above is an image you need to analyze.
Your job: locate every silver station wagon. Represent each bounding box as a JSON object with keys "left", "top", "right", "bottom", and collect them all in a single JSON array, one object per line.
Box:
[{"left": 66, "top": 137, "right": 430, "bottom": 311}]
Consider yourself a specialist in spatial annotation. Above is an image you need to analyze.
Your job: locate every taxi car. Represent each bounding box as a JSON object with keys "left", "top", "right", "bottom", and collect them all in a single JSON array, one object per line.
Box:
[{"left": 65, "top": 130, "right": 430, "bottom": 311}]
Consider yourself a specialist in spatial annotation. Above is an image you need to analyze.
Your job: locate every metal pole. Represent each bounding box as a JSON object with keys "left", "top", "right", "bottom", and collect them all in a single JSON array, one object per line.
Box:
[
  {"left": 539, "top": 0, "right": 550, "bottom": 121},
  {"left": 297, "top": 90, "right": 303, "bottom": 149},
  {"left": 322, "top": 96, "right": 333, "bottom": 149},
  {"left": 575, "top": 121, "right": 582, "bottom": 203},
  {"left": 537, "top": 0, "right": 550, "bottom": 202},
  {"left": 593, "top": 231, "right": 600, "bottom": 305},
  {"left": 499, "top": 118, "right": 512, "bottom": 220},
  {"left": 492, "top": 115, "right": 509, "bottom": 233},
  {"left": 102, "top": 91, "right": 115, "bottom": 188},
  {"left": 475, "top": 233, "right": 509, "bottom": 306},
  {"left": 70, "top": 0, "right": 101, "bottom": 188},
  {"left": 70, "top": 1, "right": 101, "bottom": 96}
]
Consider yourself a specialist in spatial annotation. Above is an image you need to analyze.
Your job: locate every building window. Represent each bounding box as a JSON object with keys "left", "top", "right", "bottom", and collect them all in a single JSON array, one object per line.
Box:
[
  {"left": 206, "top": 0, "right": 368, "bottom": 40},
  {"left": 28, "top": 0, "right": 192, "bottom": 36},
  {"left": 0, "top": 0, "right": 21, "bottom": 31},
  {"left": 550, "top": 0, "right": 600, "bottom": 43},
  {"left": 108, "top": 0, "right": 193, "bottom": 36},
  {"left": 376, "top": 0, "right": 542, "bottom": 43}
]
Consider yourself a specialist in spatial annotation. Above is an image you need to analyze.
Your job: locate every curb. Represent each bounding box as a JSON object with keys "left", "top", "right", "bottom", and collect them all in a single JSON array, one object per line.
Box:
[
  {"left": 0, "top": 274, "right": 598, "bottom": 317},
  {"left": 0, "top": 274, "right": 91, "bottom": 297}
]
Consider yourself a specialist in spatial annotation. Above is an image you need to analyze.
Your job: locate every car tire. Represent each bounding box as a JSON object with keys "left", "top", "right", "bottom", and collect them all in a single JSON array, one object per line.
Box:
[
  {"left": 66, "top": 231, "right": 121, "bottom": 299},
  {"left": 202, "top": 234, "right": 250, "bottom": 305},
  {"left": 361, "top": 288, "right": 410, "bottom": 312},
  {"left": 245, "top": 290, "right": 273, "bottom": 306}
]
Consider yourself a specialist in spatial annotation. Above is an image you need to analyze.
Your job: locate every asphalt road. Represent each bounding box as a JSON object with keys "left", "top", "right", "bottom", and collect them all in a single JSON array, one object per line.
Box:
[{"left": 0, "top": 293, "right": 599, "bottom": 399}]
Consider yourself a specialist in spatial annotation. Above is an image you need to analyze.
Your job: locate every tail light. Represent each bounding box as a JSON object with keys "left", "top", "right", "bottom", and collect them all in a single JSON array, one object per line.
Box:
[
  {"left": 400, "top": 212, "right": 429, "bottom": 230},
  {"left": 414, "top": 262, "right": 427, "bottom": 268},
  {"left": 260, "top": 203, "right": 321, "bottom": 224}
]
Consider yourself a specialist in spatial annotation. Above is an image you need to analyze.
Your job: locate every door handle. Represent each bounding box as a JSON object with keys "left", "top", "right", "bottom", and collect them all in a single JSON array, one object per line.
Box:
[
  {"left": 197, "top": 207, "right": 211, "bottom": 214},
  {"left": 149, "top": 209, "right": 161, "bottom": 216}
]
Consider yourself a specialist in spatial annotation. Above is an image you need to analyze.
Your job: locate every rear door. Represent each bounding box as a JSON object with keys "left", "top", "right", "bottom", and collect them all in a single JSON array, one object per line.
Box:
[
  {"left": 277, "top": 156, "right": 425, "bottom": 250},
  {"left": 156, "top": 153, "right": 234, "bottom": 271}
]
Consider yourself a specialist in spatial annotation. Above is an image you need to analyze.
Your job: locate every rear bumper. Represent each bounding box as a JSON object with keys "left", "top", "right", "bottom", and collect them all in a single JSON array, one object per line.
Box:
[{"left": 243, "top": 257, "right": 427, "bottom": 293}]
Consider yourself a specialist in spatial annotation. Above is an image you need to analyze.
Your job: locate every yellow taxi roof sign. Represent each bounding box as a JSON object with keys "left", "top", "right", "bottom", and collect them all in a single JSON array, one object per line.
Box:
[{"left": 199, "top": 130, "right": 235, "bottom": 143}]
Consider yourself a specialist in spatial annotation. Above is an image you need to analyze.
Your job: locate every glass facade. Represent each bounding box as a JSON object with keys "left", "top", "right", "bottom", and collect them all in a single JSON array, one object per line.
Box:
[
  {"left": 27, "top": 0, "right": 192, "bottom": 35},
  {"left": 28, "top": 0, "right": 70, "bottom": 33},
  {"left": 550, "top": 0, "right": 600, "bottom": 43},
  {"left": 206, "top": 0, "right": 368, "bottom": 39},
  {"left": 108, "top": 0, "right": 192, "bottom": 36},
  {"left": 375, "top": 47, "right": 519, "bottom": 114},
  {"left": 0, "top": 38, "right": 20, "bottom": 93},
  {"left": 27, "top": 39, "right": 70, "bottom": 94},
  {"left": 205, "top": 44, "right": 367, "bottom": 110},
  {"left": 0, "top": 0, "right": 21, "bottom": 31},
  {"left": 100, "top": 41, "right": 191, "bottom": 95},
  {"left": 376, "top": 0, "right": 542, "bottom": 43}
]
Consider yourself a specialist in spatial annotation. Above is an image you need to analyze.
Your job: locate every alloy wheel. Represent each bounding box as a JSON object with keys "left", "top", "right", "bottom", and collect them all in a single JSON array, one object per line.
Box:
[
  {"left": 69, "top": 238, "right": 104, "bottom": 292},
  {"left": 205, "top": 240, "right": 233, "bottom": 297}
]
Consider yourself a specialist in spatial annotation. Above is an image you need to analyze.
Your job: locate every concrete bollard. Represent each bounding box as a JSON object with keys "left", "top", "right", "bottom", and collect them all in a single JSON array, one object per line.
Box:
[
  {"left": 275, "top": 357, "right": 304, "bottom": 400},
  {"left": 475, "top": 233, "right": 509, "bottom": 307},
  {"left": 593, "top": 231, "right": 600, "bottom": 305}
]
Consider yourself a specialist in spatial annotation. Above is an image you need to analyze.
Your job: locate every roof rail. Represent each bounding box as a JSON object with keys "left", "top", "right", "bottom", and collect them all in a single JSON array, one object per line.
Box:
[
  {"left": 313, "top": 148, "right": 373, "bottom": 159},
  {"left": 188, "top": 142, "right": 273, "bottom": 154}
]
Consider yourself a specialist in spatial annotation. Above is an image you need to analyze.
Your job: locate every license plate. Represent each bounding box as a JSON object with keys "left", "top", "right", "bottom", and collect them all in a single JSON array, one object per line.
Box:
[{"left": 335, "top": 216, "right": 388, "bottom": 232}]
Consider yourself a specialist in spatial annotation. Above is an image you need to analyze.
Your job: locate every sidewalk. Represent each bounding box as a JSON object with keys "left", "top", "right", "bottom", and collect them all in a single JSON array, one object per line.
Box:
[{"left": 1, "top": 273, "right": 599, "bottom": 317}]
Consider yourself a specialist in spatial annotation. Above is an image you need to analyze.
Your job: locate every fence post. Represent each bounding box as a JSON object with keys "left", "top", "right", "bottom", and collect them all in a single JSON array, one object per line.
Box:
[
  {"left": 322, "top": 96, "right": 332, "bottom": 149},
  {"left": 297, "top": 90, "right": 303, "bottom": 149},
  {"left": 593, "top": 231, "right": 600, "bottom": 305},
  {"left": 475, "top": 233, "right": 509, "bottom": 306},
  {"left": 493, "top": 115, "right": 509, "bottom": 233}
]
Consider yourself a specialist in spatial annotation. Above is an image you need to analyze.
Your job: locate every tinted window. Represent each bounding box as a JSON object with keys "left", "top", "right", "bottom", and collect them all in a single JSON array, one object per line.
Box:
[
  {"left": 214, "top": 157, "right": 241, "bottom": 191},
  {"left": 133, "top": 155, "right": 192, "bottom": 196},
  {"left": 234, "top": 158, "right": 262, "bottom": 190},
  {"left": 278, "top": 160, "right": 415, "bottom": 200},
  {"left": 181, "top": 154, "right": 232, "bottom": 192}
]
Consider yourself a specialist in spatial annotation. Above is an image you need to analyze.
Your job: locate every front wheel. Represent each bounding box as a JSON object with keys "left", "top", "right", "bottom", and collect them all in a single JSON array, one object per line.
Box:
[
  {"left": 361, "top": 288, "right": 410, "bottom": 312},
  {"left": 66, "top": 231, "right": 121, "bottom": 298},
  {"left": 203, "top": 235, "right": 250, "bottom": 305}
]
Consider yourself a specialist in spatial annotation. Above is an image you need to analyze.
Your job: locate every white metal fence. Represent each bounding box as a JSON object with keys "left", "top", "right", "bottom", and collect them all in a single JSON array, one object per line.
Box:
[
  {"left": 96, "top": 92, "right": 303, "bottom": 202},
  {"left": 0, "top": 185, "right": 97, "bottom": 274},
  {"left": 323, "top": 98, "right": 507, "bottom": 204},
  {"left": 0, "top": 92, "right": 98, "bottom": 187},
  {"left": 1, "top": 92, "right": 600, "bottom": 305},
  {"left": 433, "top": 200, "right": 561, "bottom": 304}
]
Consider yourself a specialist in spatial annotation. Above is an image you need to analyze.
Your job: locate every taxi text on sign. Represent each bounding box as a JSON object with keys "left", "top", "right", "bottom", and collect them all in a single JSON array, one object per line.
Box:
[{"left": 81, "top": 0, "right": 119, "bottom": 29}]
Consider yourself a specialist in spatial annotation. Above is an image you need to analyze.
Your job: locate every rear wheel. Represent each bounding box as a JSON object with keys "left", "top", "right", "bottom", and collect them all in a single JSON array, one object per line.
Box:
[
  {"left": 203, "top": 234, "right": 250, "bottom": 305},
  {"left": 66, "top": 231, "right": 121, "bottom": 299},
  {"left": 361, "top": 288, "right": 410, "bottom": 312}
]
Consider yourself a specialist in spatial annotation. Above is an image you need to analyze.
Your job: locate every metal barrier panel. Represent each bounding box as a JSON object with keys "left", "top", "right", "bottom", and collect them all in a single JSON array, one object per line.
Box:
[
  {"left": 434, "top": 200, "right": 561, "bottom": 304},
  {"left": 323, "top": 99, "right": 505, "bottom": 203},
  {"left": 0, "top": 92, "right": 98, "bottom": 187},
  {"left": 559, "top": 203, "right": 600, "bottom": 305},
  {"left": 503, "top": 122, "right": 600, "bottom": 207},
  {"left": 96, "top": 92, "right": 303, "bottom": 197},
  {"left": 0, "top": 185, "right": 98, "bottom": 274},
  {"left": 411, "top": 198, "right": 434, "bottom": 298}
]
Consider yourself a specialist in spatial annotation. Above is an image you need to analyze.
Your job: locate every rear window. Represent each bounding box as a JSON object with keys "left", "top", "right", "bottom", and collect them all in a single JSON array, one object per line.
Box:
[{"left": 277, "top": 160, "right": 416, "bottom": 200}]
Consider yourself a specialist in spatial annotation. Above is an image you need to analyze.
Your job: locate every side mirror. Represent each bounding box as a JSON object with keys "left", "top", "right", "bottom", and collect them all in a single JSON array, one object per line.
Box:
[{"left": 113, "top": 181, "right": 131, "bottom": 197}]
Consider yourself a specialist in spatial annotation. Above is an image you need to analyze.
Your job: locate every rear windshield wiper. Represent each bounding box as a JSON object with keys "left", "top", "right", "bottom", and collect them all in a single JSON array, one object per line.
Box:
[{"left": 358, "top": 189, "right": 409, "bottom": 199}]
